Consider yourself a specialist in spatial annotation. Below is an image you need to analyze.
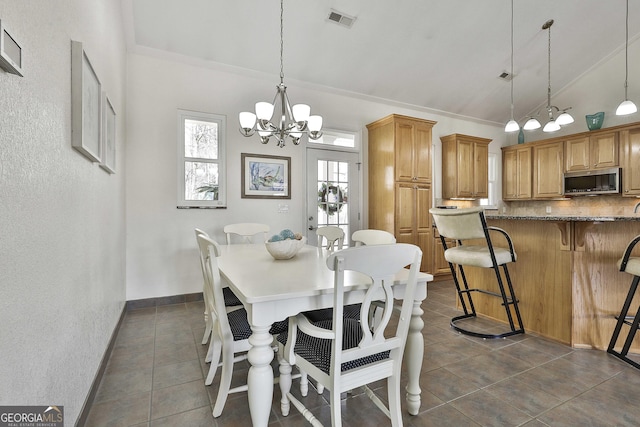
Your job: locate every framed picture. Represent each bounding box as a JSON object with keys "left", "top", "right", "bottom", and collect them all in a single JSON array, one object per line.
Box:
[
  {"left": 0, "top": 20, "right": 23, "bottom": 76},
  {"left": 241, "top": 153, "right": 291, "bottom": 199},
  {"left": 71, "top": 40, "right": 102, "bottom": 162},
  {"left": 100, "top": 93, "right": 116, "bottom": 174}
]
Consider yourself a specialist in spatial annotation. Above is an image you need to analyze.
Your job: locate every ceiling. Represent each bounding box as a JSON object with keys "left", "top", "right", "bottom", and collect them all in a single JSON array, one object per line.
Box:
[{"left": 123, "top": 0, "right": 640, "bottom": 126}]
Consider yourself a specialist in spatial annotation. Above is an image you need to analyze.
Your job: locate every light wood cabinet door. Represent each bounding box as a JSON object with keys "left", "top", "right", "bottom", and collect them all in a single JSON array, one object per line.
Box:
[
  {"left": 590, "top": 132, "right": 618, "bottom": 169},
  {"left": 395, "top": 183, "right": 432, "bottom": 272},
  {"left": 564, "top": 136, "right": 590, "bottom": 172},
  {"left": 441, "top": 134, "right": 491, "bottom": 199},
  {"left": 565, "top": 133, "right": 618, "bottom": 171},
  {"left": 503, "top": 146, "right": 532, "bottom": 200},
  {"left": 395, "top": 118, "right": 432, "bottom": 183},
  {"left": 621, "top": 127, "right": 640, "bottom": 196},
  {"left": 533, "top": 141, "right": 564, "bottom": 198}
]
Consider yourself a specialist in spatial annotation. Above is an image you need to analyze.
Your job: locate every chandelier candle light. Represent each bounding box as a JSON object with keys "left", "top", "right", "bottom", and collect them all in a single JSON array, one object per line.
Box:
[
  {"left": 523, "top": 19, "right": 574, "bottom": 132},
  {"left": 239, "top": 0, "right": 323, "bottom": 148}
]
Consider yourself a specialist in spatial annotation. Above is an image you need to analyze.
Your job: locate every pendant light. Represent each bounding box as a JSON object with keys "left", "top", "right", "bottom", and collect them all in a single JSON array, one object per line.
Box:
[
  {"left": 525, "top": 20, "right": 574, "bottom": 133},
  {"left": 238, "top": 0, "right": 323, "bottom": 147},
  {"left": 616, "top": 0, "right": 638, "bottom": 116},
  {"left": 504, "top": 0, "right": 519, "bottom": 133}
]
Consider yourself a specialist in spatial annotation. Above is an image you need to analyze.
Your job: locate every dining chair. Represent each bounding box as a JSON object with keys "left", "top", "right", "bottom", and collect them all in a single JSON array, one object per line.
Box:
[
  {"left": 277, "top": 243, "right": 422, "bottom": 427},
  {"left": 194, "top": 228, "right": 242, "bottom": 349},
  {"left": 316, "top": 226, "right": 345, "bottom": 252},
  {"left": 429, "top": 206, "right": 524, "bottom": 339},
  {"left": 607, "top": 234, "right": 640, "bottom": 370},
  {"left": 223, "top": 222, "right": 270, "bottom": 245},
  {"left": 352, "top": 229, "right": 396, "bottom": 246},
  {"left": 196, "top": 233, "right": 292, "bottom": 417}
]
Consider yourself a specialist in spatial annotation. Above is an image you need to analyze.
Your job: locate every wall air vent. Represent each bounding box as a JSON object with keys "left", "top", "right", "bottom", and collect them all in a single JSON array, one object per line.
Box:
[{"left": 327, "top": 9, "right": 356, "bottom": 28}]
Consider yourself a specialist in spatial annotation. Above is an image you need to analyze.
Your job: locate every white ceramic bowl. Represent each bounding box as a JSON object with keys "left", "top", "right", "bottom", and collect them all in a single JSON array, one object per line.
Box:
[{"left": 265, "top": 237, "right": 306, "bottom": 260}]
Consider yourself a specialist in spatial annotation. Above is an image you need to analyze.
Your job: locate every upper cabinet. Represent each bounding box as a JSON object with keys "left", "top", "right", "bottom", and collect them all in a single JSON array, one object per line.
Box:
[
  {"left": 565, "top": 132, "right": 618, "bottom": 172},
  {"left": 502, "top": 145, "right": 532, "bottom": 200},
  {"left": 388, "top": 116, "right": 435, "bottom": 183},
  {"left": 441, "top": 133, "right": 492, "bottom": 199},
  {"left": 621, "top": 127, "right": 640, "bottom": 197},
  {"left": 533, "top": 141, "right": 564, "bottom": 198}
]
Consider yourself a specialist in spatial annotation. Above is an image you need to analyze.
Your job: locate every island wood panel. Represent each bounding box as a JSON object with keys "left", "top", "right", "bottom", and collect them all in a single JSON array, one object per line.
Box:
[
  {"left": 456, "top": 219, "right": 572, "bottom": 344},
  {"left": 572, "top": 221, "right": 640, "bottom": 351}
]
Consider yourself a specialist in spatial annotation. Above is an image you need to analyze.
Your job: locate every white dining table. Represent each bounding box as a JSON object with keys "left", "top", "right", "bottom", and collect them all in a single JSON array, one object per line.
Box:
[{"left": 216, "top": 243, "right": 432, "bottom": 427}]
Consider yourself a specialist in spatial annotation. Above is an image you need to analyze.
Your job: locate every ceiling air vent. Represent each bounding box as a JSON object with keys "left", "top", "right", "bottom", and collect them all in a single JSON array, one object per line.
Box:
[
  {"left": 327, "top": 9, "right": 356, "bottom": 28},
  {"left": 498, "top": 71, "right": 514, "bottom": 82}
]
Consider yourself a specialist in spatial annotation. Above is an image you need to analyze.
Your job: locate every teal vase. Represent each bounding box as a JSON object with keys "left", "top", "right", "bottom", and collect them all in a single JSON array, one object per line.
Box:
[{"left": 517, "top": 128, "right": 525, "bottom": 144}]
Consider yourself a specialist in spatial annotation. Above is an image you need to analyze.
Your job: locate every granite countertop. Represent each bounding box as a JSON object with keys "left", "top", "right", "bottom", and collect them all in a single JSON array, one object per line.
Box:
[{"left": 485, "top": 214, "right": 640, "bottom": 222}]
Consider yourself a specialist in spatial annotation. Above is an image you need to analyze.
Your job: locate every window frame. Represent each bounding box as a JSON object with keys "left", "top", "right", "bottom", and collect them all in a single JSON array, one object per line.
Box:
[{"left": 177, "top": 109, "right": 227, "bottom": 208}]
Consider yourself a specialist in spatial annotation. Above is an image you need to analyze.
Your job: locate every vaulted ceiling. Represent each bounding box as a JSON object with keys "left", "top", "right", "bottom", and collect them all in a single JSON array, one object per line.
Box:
[{"left": 123, "top": 0, "right": 640, "bottom": 125}]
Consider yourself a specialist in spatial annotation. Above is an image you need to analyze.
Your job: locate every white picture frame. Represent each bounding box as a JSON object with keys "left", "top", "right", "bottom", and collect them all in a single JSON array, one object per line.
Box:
[
  {"left": 100, "top": 93, "right": 116, "bottom": 174},
  {"left": 71, "top": 40, "right": 102, "bottom": 162},
  {"left": 0, "top": 20, "right": 23, "bottom": 76}
]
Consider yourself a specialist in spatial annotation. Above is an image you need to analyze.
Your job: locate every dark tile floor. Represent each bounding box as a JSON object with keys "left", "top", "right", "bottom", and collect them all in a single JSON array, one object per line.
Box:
[{"left": 85, "top": 280, "right": 640, "bottom": 426}]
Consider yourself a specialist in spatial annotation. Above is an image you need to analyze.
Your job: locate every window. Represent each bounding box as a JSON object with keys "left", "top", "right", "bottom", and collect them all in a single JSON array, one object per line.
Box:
[
  {"left": 177, "top": 109, "right": 226, "bottom": 208},
  {"left": 308, "top": 128, "right": 358, "bottom": 150},
  {"left": 479, "top": 152, "right": 498, "bottom": 209}
]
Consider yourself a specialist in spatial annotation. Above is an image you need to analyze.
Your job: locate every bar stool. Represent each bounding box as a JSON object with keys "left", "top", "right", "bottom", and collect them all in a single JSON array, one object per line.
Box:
[
  {"left": 607, "top": 235, "right": 640, "bottom": 369},
  {"left": 429, "top": 207, "right": 524, "bottom": 339}
]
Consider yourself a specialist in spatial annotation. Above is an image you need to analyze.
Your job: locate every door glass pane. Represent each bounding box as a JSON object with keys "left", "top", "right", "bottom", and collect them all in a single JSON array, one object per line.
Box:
[{"left": 317, "top": 161, "right": 350, "bottom": 246}]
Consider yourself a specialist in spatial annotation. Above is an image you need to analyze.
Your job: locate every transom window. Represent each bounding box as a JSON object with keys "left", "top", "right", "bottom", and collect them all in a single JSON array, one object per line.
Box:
[{"left": 177, "top": 109, "right": 226, "bottom": 208}]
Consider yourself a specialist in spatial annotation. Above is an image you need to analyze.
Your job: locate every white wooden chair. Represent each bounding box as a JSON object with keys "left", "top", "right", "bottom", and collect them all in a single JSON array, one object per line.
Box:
[
  {"left": 196, "top": 233, "right": 292, "bottom": 417},
  {"left": 277, "top": 243, "right": 422, "bottom": 427},
  {"left": 352, "top": 229, "right": 396, "bottom": 246},
  {"left": 429, "top": 206, "right": 524, "bottom": 339},
  {"left": 316, "top": 226, "right": 345, "bottom": 252},
  {"left": 194, "top": 228, "right": 242, "bottom": 349},
  {"left": 223, "top": 222, "right": 270, "bottom": 245}
]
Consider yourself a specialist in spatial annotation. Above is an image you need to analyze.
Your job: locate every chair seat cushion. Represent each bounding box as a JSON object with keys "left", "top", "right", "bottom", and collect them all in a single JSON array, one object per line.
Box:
[
  {"left": 302, "top": 304, "right": 362, "bottom": 322},
  {"left": 227, "top": 308, "right": 288, "bottom": 341},
  {"left": 277, "top": 319, "right": 389, "bottom": 375},
  {"left": 618, "top": 257, "right": 640, "bottom": 277},
  {"left": 222, "top": 287, "right": 242, "bottom": 307},
  {"left": 445, "top": 245, "right": 515, "bottom": 268}
]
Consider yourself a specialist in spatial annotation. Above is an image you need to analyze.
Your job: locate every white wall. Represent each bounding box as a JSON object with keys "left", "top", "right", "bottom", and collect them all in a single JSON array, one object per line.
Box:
[
  {"left": 125, "top": 53, "right": 507, "bottom": 301},
  {"left": 0, "top": 0, "right": 127, "bottom": 424}
]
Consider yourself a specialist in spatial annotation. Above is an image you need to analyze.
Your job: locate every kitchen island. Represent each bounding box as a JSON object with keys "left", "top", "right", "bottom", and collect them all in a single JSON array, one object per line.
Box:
[{"left": 459, "top": 214, "right": 640, "bottom": 351}]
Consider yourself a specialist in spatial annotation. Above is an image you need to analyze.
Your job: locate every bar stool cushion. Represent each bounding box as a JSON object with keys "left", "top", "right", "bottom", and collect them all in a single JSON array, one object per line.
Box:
[
  {"left": 618, "top": 257, "right": 640, "bottom": 277},
  {"left": 445, "top": 245, "right": 517, "bottom": 268}
]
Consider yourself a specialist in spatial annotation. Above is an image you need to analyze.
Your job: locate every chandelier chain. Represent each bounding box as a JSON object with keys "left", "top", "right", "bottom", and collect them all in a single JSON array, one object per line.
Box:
[
  {"left": 280, "top": 0, "right": 284, "bottom": 83},
  {"left": 547, "top": 20, "right": 552, "bottom": 109}
]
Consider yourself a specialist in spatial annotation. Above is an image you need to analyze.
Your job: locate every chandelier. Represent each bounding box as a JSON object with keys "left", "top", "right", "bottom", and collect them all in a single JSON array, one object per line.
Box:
[
  {"left": 523, "top": 19, "right": 574, "bottom": 132},
  {"left": 616, "top": 0, "right": 637, "bottom": 116},
  {"left": 238, "top": 0, "right": 323, "bottom": 148}
]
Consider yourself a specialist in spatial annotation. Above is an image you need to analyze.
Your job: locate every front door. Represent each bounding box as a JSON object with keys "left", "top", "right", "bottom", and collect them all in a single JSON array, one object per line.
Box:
[{"left": 306, "top": 148, "right": 360, "bottom": 247}]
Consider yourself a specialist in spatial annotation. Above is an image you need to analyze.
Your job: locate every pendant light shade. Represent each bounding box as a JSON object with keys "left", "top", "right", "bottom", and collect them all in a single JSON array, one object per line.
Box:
[
  {"left": 523, "top": 117, "right": 541, "bottom": 130},
  {"left": 556, "top": 111, "right": 575, "bottom": 125},
  {"left": 505, "top": 119, "right": 520, "bottom": 132},
  {"left": 617, "top": 0, "right": 637, "bottom": 116}
]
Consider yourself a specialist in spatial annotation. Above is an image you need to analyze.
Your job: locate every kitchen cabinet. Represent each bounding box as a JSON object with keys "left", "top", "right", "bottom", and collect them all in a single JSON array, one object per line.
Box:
[
  {"left": 440, "top": 133, "right": 492, "bottom": 199},
  {"left": 565, "top": 132, "right": 618, "bottom": 172},
  {"left": 621, "top": 126, "right": 640, "bottom": 196},
  {"left": 366, "top": 114, "right": 437, "bottom": 273},
  {"left": 395, "top": 183, "right": 432, "bottom": 273},
  {"left": 533, "top": 141, "right": 564, "bottom": 198},
  {"left": 502, "top": 145, "right": 532, "bottom": 200},
  {"left": 432, "top": 229, "right": 455, "bottom": 277}
]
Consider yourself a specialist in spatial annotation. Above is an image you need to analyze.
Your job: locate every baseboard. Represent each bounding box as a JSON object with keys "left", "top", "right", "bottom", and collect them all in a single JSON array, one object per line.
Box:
[
  {"left": 125, "top": 292, "right": 203, "bottom": 310},
  {"left": 75, "top": 305, "right": 126, "bottom": 427}
]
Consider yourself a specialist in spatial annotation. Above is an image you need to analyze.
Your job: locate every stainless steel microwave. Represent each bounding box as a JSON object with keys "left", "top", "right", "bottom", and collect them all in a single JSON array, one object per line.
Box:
[{"left": 563, "top": 167, "right": 621, "bottom": 196}]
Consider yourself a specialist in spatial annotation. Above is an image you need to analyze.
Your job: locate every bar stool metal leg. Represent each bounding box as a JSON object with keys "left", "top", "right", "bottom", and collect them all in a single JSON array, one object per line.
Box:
[{"left": 607, "top": 275, "right": 640, "bottom": 370}]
